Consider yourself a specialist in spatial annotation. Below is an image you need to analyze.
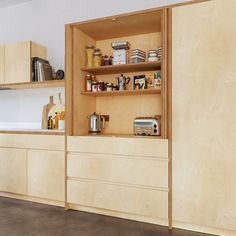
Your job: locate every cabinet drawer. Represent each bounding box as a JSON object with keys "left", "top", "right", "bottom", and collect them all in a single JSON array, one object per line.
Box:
[
  {"left": 67, "top": 180, "right": 168, "bottom": 219},
  {"left": 0, "top": 134, "right": 65, "bottom": 151},
  {"left": 0, "top": 148, "right": 27, "bottom": 194},
  {"left": 68, "top": 136, "right": 168, "bottom": 158},
  {"left": 68, "top": 153, "right": 168, "bottom": 188}
]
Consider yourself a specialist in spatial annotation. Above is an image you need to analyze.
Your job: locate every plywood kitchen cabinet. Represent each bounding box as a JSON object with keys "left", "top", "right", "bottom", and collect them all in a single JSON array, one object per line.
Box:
[
  {"left": 65, "top": 7, "right": 170, "bottom": 226},
  {"left": 4, "top": 40, "right": 47, "bottom": 84},
  {"left": 171, "top": 0, "right": 236, "bottom": 235},
  {"left": 28, "top": 150, "right": 65, "bottom": 202},
  {"left": 67, "top": 136, "right": 169, "bottom": 225},
  {"left": 0, "top": 134, "right": 65, "bottom": 207},
  {"left": 0, "top": 148, "right": 27, "bottom": 195},
  {"left": 0, "top": 45, "right": 4, "bottom": 84}
]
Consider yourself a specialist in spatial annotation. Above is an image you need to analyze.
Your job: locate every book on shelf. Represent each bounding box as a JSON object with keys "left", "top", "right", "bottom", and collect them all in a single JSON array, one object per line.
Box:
[{"left": 32, "top": 57, "right": 53, "bottom": 82}]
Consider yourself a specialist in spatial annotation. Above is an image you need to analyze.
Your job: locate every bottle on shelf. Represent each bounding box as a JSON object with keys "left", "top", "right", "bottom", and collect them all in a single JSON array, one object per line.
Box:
[{"left": 84, "top": 74, "right": 92, "bottom": 92}]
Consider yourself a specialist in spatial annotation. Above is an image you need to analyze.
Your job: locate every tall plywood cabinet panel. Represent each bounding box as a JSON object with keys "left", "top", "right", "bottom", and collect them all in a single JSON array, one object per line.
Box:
[
  {"left": 0, "top": 45, "right": 4, "bottom": 83},
  {"left": 172, "top": 0, "right": 236, "bottom": 234},
  {"left": 4, "top": 41, "right": 47, "bottom": 84},
  {"left": 5, "top": 41, "right": 30, "bottom": 84}
]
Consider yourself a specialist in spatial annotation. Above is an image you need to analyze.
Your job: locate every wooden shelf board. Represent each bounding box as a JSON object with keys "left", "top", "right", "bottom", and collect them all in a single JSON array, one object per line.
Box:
[
  {"left": 0, "top": 80, "right": 65, "bottom": 90},
  {"left": 73, "top": 10, "right": 162, "bottom": 40},
  {"left": 76, "top": 133, "right": 163, "bottom": 139},
  {"left": 81, "top": 88, "right": 161, "bottom": 97},
  {"left": 81, "top": 62, "right": 161, "bottom": 75},
  {"left": 0, "top": 129, "right": 65, "bottom": 136}
]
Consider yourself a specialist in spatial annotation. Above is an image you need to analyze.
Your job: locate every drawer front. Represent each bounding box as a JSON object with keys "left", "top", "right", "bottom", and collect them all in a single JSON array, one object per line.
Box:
[
  {"left": 0, "top": 134, "right": 65, "bottom": 151},
  {"left": 67, "top": 180, "right": 168, "bottom": 219},
  {"left": 68, "top": 136, "right": 168, "bottom": 158},
  {"left": 68, "top": 153, "right": 168, "bottom": 188},
  {"left": 0, "top": 148, "right": 27, "bottom": 194}
]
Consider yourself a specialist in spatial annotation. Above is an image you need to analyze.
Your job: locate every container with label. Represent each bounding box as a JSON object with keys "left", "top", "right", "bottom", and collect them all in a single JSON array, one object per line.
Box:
[
  {"left": 92, "top": 82, "right": 98, "bottom": 92},
  {"left": 106, "top": 83, "right": 113, "bottom": 92},
  {"left": 85, "top": 74, "right": 92, "bottom": 92}
]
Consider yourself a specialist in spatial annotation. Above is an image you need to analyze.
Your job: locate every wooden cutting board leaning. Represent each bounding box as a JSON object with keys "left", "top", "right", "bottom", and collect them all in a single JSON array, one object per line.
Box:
[{"left": 41, "top": 93, "right": 65, "bottom": 130}]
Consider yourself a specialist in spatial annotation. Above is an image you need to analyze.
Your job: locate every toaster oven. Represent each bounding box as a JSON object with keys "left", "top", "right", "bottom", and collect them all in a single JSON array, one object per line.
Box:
[{"left": 134, "top": 116, "right": 161, "bottom": 136}]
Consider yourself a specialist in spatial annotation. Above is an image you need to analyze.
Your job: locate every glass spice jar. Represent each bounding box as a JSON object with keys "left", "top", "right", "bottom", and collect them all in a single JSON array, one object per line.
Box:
[{"left": 93, "top": 51, "right": 102, "bottom": 67}]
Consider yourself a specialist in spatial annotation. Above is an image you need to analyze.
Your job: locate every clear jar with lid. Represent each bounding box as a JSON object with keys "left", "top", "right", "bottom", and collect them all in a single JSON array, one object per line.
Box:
[
  {"left": 93, "top": 51, "right": 102, "bottom": 67},
  {"left": 97, "top": 81, "right": 105, "bottom": 91},
  {"left": 85, "top": 45, "right": 95, "bottom": 68},
  {"left": 104, "top": 55, "right": 110, "bottom": 66}
]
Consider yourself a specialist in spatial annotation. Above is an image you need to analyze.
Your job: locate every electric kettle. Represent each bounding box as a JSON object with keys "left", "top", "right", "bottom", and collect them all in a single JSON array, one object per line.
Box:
[{"left": 88, "top": 112, "right": 105, "bottom": 134}]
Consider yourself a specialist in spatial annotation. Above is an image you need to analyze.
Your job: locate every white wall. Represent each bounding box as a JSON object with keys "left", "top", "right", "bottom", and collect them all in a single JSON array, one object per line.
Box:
[{"left": 0, "top": 0, "right": 188, "bottom": 128}]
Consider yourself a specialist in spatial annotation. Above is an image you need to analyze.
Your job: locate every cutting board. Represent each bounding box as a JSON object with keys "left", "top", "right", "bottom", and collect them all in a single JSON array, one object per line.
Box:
[
  {"left": 41, "top": 96, "right": 55, "bottom": 129},
  {"left": 47, "top": 93, "right": 65, "bottom": 129}
]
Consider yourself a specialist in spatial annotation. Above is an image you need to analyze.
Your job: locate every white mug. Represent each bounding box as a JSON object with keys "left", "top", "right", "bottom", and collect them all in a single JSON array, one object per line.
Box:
[{"left": 58, "top": 120, "right": 65, "bottom": 130}]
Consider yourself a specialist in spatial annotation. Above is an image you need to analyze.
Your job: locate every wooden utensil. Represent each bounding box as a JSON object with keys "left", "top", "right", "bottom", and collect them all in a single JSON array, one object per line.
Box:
[{"left": 41, "top": 96, "right": 55, "bottom": 129}]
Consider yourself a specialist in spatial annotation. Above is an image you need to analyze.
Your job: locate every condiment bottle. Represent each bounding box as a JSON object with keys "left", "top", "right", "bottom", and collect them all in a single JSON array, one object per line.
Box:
[
  {"left": 104, "top": 55, "right": 110, "bottom": 66},
  {"left": 85, "top": 74, "right": 92, "bottom": 92},
  {"left": 54, "top": 112, "right": 60, "bottom": 129},
  {"left": 101, "top": 56, "right": 105, "bottom": 66},
  {"left": 109, "top": 56, "right": 113, "bottom": 65},
  {"left": 92, "top": 82, "right": 98, "bottom": 92},
  {"left": 86, "top": 45, "right": 95, "bottom": 68}
]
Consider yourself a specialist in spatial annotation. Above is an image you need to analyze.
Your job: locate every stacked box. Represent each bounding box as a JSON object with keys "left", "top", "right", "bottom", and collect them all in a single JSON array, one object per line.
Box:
[{"left": 131, "top": 49, "right": 146, "bottom": 63}]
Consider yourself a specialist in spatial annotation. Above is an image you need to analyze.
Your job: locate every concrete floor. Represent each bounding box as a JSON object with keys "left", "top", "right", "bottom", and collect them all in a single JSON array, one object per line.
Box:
[{"left": 0, "top": 196, "right": 214, "bottom": 236}]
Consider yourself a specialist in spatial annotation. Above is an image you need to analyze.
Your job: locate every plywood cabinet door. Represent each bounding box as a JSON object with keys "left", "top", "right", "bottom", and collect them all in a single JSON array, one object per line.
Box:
[
  {"left": 0, "top": 148, "right": 27, "bottom": 194},
  {"left": 4, "top": 41, "right": 31, "bottom": 84},
  {"left": 27, "top": 150, "right": 65, "bottom": 202},
  {"left": 172, "top": 0, "right": 236, "bottom": 233},
  {"left": 0, "top": 45, "right": 4, "bottom": 84}
]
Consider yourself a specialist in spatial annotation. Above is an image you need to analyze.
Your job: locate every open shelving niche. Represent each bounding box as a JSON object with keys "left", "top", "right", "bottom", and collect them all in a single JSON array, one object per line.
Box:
[
  {"left": 66, "top": 9, "right": 168, "bottom": 139},
  {"left": 0, "top": 80, "right": 65, "bottom": 135}
]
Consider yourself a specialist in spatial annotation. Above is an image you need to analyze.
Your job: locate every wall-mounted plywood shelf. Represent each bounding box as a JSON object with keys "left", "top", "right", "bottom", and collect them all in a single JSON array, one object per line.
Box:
[
  {"left": 0, "top": 129, "right": 65, "bottom": 135},
  {"left": 0, "top": 80, "right": 65, "bottom": 90},
  {"left": 81, "top": 62, "right": 161, "bottom": 75},
  {"left": 81, "top": 88, "right": 161, "bottom": 96}
]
